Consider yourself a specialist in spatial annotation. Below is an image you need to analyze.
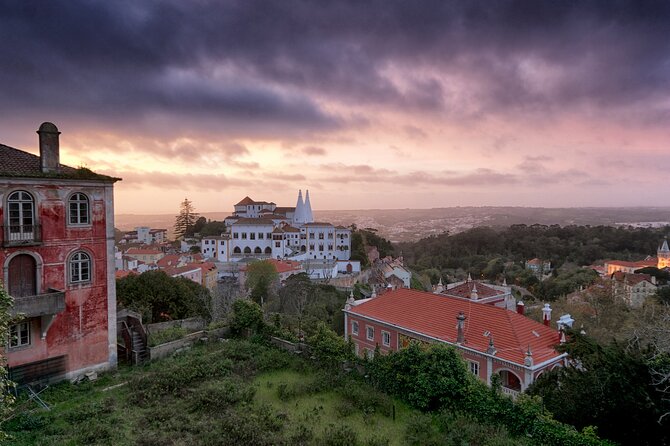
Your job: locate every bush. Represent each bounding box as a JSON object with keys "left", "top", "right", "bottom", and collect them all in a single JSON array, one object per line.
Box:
[
  {"left": 229, "top": 299, "right": 265, "bottom": 336},
  {"left": 129, "top": 354, "right": 232, "bottom": 404},
  {"left": 338, "top": 382, "right": 393, "bottom": 417},
  {"left": 308, "top": 322, "right": 352, "bottom": 366},
  {"left": 323, "top": 423, "right": 359, "bottom": 446},
  {"left": 63, "top": 397, "right": 115, "bottom": 423},
  {"left": 148, "top": 326, "right": 188, "bottom": 346},
  {"left": 187, "top": 379, "right": 255, "bottom": 411},
  {"left": 3, "top": 412, "right": 48, "bottom": 432}
]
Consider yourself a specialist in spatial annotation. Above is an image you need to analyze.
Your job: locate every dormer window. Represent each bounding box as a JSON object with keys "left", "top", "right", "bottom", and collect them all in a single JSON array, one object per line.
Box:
[{"left": 68, "top": 193, "right": 90, "bottom": 225}]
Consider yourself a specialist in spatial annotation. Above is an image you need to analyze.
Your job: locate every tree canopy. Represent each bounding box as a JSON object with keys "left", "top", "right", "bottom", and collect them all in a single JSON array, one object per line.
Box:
[
  {"left": 527, "top": 331, "right": 669, "bottom": 445},
  {"left": 245, "top": 260, "right": 279, "bottom": 305},
  {"left": 116, "top": 270, "right": 211, "bottom": 323}
]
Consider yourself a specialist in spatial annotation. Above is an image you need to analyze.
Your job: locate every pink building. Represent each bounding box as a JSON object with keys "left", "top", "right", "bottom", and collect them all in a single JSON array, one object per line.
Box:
[
  {"left": 344, "top": 288, "right": 566, "bottom": 397},
  {"left": 1, "top": 123, "right": 119, "bottom": 384}
]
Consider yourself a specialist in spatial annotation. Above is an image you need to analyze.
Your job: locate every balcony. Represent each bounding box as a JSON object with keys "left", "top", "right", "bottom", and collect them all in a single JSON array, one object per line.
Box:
[
  {"left": 2, "top": 224, "right": 42, "bottom": 247},
  {"left": 10, "top": 289, "right": 66, "bottom": 318},
  {"left": 501, "top": 386, "right": 520, "bottom": 399}
]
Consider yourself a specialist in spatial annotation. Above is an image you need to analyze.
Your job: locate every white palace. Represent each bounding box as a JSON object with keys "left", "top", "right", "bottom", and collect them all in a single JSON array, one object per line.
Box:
[{"left": 200, "top": 190, "right": 352, "bottom": 265}]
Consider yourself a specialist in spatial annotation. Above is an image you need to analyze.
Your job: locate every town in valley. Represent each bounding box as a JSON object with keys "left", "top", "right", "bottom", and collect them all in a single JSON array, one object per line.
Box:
[{"left": 1, "top": 2, "right": 669, "bottom": 445}]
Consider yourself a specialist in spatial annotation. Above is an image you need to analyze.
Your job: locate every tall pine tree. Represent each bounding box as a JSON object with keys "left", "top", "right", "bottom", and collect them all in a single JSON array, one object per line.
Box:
[{"left": 174, "top": 198, "right": 199, "bottom": 239}]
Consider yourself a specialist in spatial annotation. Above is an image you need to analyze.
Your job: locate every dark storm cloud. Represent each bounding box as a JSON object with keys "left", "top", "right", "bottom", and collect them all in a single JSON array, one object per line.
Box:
[{"left": 1, "top": 0, "right": 669, "bottom": 131}]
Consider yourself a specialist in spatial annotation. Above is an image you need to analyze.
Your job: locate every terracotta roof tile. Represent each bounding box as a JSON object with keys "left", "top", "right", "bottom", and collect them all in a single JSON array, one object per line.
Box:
[
  {"left": 235, "top": 196, "right": 255, "bottom": 206},
  {"left": 348, "top": 288, "right": 562, "bottom": 366},
  {"left": 0, "top": 144, "right": 119, "bottom": 181},
  {"left": 441, "top": 281, "right": 505, "bottom": 299}
]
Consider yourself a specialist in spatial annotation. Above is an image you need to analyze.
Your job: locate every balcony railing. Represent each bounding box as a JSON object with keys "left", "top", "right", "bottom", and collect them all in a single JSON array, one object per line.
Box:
[
  {"left": 501, "top": 386, "right": 520, "bottom": 399},
  {"left": 2, "top": 224, "right": 42, "bottom": 247},
  {"left": 10, "top": 289, "right": 66, "bottom": 318}
]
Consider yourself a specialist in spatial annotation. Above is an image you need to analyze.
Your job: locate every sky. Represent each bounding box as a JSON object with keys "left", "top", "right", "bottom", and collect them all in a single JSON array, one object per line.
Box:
[{"left": 1, "top": 0, "right": 669, "bottom": 214}]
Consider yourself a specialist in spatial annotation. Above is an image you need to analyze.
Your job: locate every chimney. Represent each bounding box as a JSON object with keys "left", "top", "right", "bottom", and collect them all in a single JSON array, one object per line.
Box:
[
  {"left": 37, "top": 122, "right": 61, "bottom": 173},
  {"left": 456, "top": 311, "right": 466, "bottom": 344},
  {"left": 542, "top": 303, "right": 552, "bottom": 327},
  {"left": 470, "top": 283, "right": 479, "bottom": 300},
  {"left": 486, "top": 335, "right": 497, "bottom": 355},
  {"left": 524, "top": 345, "right": 533, "bottom": 367},
  {"left": 516, "top": 300, "right": 525, "bottom": 315}
]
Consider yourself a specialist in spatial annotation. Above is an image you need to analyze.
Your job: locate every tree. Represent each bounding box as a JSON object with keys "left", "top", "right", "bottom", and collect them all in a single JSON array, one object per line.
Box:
[
  {"left": 174, "top": 198, "right": 199, "bottom": 240},
  {"left": 116, "top": 270, "right": 211, "bottom": 323},
  {"left": 0, "top": 285, "right": 15, "bottom": 440},
  {"left": 307, "top": 322, "right": 352, "bottom": 366},
  {"left": 368, "top": 342, "right": 472, "bottom": 411},
  {"left": 527, "top": 331, "right": 668, "bottom": 445},
  {"left": 229, "top": 299, "right": 264, "bottom": 336},
  {"left": 245, "top": 260, "right": 279, "bottom": 305}
]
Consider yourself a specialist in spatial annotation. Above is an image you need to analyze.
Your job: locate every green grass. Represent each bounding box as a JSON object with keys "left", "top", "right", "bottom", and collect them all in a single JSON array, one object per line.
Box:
[
  {"left": 2, "top": 341, "right": 417, "bottom": 446},
  {"left": 254, "top": 369, "right": 413, "bottom": 446}
]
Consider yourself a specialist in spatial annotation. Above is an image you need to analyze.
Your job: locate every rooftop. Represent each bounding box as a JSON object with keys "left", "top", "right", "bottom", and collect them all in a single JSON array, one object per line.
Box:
[
  {"left": 347, "top": 288, "right": 562, "bottom": 366},
  {"left": 0, "top": 144, "right": 120, "bottom": 182},
  {"left": 441, "top": 280, "right": 507, "bottom": 300}
]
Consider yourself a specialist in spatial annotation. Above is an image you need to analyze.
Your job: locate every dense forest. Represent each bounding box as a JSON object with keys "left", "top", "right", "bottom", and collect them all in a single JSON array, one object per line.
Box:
[{"left": 397, "top": 224, "right": 670, "bottom": 299}]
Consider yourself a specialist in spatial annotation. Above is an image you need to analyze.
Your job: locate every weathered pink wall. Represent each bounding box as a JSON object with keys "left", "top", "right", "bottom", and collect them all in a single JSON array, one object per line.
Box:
[{"left": 1, "top": 182, "right": 111, "bottom": 375}]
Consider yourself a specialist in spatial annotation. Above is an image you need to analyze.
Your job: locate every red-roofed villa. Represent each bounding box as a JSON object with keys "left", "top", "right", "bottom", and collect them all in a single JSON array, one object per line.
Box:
[{"left": 344, "top": 288, "right": 567, "bottom": 397}]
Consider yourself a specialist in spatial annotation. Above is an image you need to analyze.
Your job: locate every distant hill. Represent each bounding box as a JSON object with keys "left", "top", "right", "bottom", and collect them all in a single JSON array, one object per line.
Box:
[{"left": 115, "top": 207, "right": 670, "bottom": 242}]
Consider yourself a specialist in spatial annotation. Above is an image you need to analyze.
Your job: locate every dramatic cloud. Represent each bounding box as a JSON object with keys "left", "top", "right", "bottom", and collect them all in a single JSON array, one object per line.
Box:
[{"left": 1, "top": 1, "right": 668, "bottom": 212}]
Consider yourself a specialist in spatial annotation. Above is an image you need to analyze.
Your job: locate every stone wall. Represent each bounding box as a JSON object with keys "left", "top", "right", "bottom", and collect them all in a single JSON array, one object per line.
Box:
[{"left": 146, "top": 317, "right": 205, "bottom": 334}]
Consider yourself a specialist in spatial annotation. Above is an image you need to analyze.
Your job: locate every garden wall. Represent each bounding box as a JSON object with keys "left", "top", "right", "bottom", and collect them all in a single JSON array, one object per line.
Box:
[{"left": 146, "top": 317, "right": 205, "bottom": 334}]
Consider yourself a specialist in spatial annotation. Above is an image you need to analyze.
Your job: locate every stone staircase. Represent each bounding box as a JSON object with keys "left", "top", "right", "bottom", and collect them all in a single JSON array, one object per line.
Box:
[{"left": 130, "top": 328, "right": 148, "bottom": 364}]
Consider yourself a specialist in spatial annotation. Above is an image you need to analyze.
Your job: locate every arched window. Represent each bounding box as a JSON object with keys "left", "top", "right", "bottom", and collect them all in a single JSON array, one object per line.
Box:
[
  {"left": 69, "top": 193, "right": 90, "bottom": 225},
  {"left": 244, "top": 247, "right": 251, "bottom": 254},
  {"left": 254, "top": 247, "right": 262, "bottom": 254},
  {"left": 233, "top": 247, "right": 241, "bottom": 254},
  {"left": 7, "top": 191, "right": 35, "bottom": 242},
  {"left": 70, "top": 251, "right": 91, "bottom": 283},
  {"left": 264, "top": 247, "right": 272, "bottom": 254}
]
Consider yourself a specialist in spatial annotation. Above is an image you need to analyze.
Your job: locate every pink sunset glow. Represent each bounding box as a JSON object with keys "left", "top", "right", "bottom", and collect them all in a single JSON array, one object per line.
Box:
[{"left": 1, "top": 1, "right": 669, "bottom": 213}]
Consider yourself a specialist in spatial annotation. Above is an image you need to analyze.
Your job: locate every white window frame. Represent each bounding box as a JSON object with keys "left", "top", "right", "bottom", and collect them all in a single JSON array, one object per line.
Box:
[
  {"left": 351, "top": 321, "right": 359, "bottom": 335},
  {"left": 469, "top": 360, "right": 480, "bottom": 376},
  {"left": 70, "top": 251, "right": 92, "bottom": 284},
  {"left": 9, "top": 322, "right": 31, "bottom": 348},
  {"left": 366, "top": 325, "right": 374, "bottom": 341},
  {"left": 382, "top": 330, "right": 391, "bottom": 347},
  {"left": 68, "top": 192, "right": 90, "bottom": 225}
]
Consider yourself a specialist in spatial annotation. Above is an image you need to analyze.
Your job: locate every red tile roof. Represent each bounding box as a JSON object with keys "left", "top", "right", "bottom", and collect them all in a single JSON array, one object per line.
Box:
[
  {"left": 606, "top": 258, "right": 657, "bottom": 268},
  {"left": 440, "top": 280, "right": 505, "bottom": 300},
  {"left": 115, "top": 270, "right": 136, "bottom": 279},
  {"left": 235, "top": 196, "right": 255, "bottom": 206},
  {"left": 156, "top": 254, "right": 181, "bottom": 268},
  {"left": 162, "top": 264, "right": 201, "bottom": 277},
  {"left": 348, "top": 288, "right": 562, "bottom": 366},
  {"left": 612, "top": 272, "right": 654, "bottom": 285},
  {"left": 0, "top": 143, "right": 119, "bottom": 181}
]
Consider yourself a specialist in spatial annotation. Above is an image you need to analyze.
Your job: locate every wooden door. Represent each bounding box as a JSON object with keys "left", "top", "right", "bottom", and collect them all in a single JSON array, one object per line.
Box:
[{"left": 8, "top": 254, "right": 37, "bottom": 297}]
